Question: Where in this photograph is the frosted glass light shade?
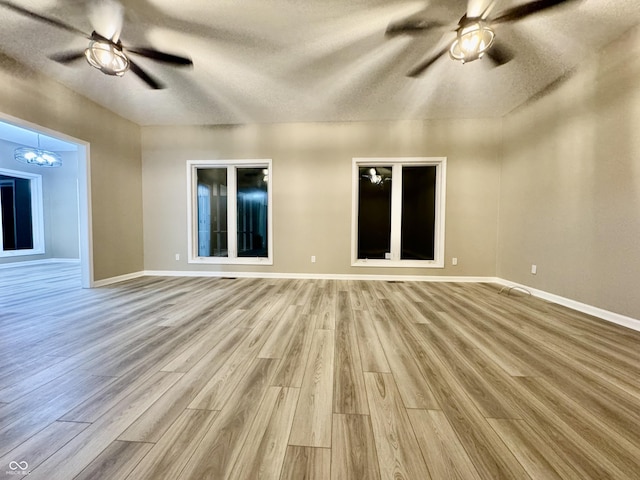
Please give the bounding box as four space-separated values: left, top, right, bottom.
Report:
14 147 62 167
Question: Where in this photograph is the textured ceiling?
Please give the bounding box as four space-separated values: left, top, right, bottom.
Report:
0 0 638 126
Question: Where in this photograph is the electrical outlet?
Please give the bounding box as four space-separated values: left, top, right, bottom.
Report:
452 257 458 266
531 264 537 275
311 255 316 263
175 253 180 261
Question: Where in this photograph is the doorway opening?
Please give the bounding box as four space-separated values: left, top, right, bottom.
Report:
0 113 92 288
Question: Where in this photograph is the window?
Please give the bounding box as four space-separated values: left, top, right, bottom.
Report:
351 157 446 268
0 169 45 257
187 160 272 265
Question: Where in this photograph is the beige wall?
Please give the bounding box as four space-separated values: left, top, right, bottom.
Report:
498 25 640 318
0 53 143 280
3 21 638 321
2 21 637 320
142 119 502 277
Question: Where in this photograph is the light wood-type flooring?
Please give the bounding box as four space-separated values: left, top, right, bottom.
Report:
1 262 640 479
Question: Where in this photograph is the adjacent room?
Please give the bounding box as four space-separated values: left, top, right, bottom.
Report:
0 0 639 479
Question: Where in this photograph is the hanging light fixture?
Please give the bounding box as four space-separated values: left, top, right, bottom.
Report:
14 134 63 168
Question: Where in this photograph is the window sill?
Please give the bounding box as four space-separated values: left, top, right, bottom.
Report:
0 248 45 258
352 259 444 269
189 256 273 266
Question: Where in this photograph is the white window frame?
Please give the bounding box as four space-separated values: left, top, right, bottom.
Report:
187 159 273 265
0 168 45 257
351 157 446 268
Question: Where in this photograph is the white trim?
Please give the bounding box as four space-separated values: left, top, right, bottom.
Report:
227 166 238 258
351 157 447 269
188 256 274 266
77 143 93 288
0 257 80 269
0 168 45 257
49 258 81 263
350 258 445 268
390 163 402 260
92 270 145 287
186 161 194 263
435 157 447 266
144 269 497 283
495 279 640 332
186 159 273 265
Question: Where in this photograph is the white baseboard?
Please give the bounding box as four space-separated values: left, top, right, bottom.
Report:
90 269 640 333
0 258 80 269
49 258 81 264
92 270 145 287
143 269 498 283
495 279 640 332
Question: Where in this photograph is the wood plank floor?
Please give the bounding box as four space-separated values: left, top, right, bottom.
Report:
1 263 640 479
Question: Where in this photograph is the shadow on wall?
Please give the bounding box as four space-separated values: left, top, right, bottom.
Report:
498 24 640 318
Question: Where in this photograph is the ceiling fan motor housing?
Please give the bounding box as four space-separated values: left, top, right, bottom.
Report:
449 18 496 64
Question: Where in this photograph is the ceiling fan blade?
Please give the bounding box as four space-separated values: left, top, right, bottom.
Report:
407 45 450 77
128 60 165 89
485 42 514 66
48 50 87 65
125 47 193 66
0 0 89 38
385 18 445 36
467 0 496 19
492 0 574 24
480 0 498 19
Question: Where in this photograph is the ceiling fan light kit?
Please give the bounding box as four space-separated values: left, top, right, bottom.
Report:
449 21 495 63
85 38 129 76
368 167 383 185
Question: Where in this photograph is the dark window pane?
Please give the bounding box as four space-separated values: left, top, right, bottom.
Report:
357 166 392 259
0 175 33 251
196 168 228 257
237 167 268 258
401 166 436 260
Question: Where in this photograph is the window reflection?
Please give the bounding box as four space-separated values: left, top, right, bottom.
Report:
196 168 227 257
357 166 392 259
237 168 269 257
